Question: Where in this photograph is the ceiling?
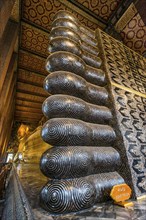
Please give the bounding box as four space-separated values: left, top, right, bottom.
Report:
11 0 146 125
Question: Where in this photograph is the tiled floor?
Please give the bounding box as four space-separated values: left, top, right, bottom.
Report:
16 163 146 220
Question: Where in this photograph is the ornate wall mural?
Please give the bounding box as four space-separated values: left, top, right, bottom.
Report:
121 13 146 55
74 0 121 20
114 3 146 56
21 23 49 58
22 0 100 31
112 87 146 195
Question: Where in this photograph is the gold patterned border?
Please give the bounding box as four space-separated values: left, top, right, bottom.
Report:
11 0 20 21
115 3 137 32
21 22 49 57
111 82 146 98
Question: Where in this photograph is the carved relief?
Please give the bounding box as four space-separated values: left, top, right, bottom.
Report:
111 86 146 196
98 30 146 94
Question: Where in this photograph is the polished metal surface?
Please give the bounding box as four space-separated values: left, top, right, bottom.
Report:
54 10 78 25
52 18 79 33
42 94 112 124
44 71 108 106
40 172 124 214
40 146 121 179
41 118 116 146
46 52 106 87
52 17 97 47
40 10 123 215
53 10 96 40
48 36 82 57
49 26 99 56
79 25 95 39
53 10 97 44
48 37 102 68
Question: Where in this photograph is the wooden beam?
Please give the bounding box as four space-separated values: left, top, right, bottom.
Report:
16 92 46 103
1 118 13 156
0 99 15 156
17 69 45 87
0 20 18 94
17 82 48 97
16 100 42 109
0 69 16 154
0 0 15 39
0 54 16 154
15 106 42 114
0 89 15 156
0 74 16 135
0 53 17 112
19 46 47 59
15 111 43 119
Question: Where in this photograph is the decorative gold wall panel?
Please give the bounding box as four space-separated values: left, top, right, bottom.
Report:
22 0 99 31
21 23 49 57
75 0 121 20
121 13 146 55
115 3 137 32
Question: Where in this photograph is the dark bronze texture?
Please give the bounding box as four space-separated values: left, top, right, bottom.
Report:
41 118 116 146
54 11 95 40
52 18 97 46
49 27 99 56
40 146 121 179
48 37 102 68
44 71 108 106
40 172 124 214
42 94 112 124
39 10 126 215
46 52 106 86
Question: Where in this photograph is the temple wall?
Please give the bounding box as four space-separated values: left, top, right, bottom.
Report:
96 29 146 197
